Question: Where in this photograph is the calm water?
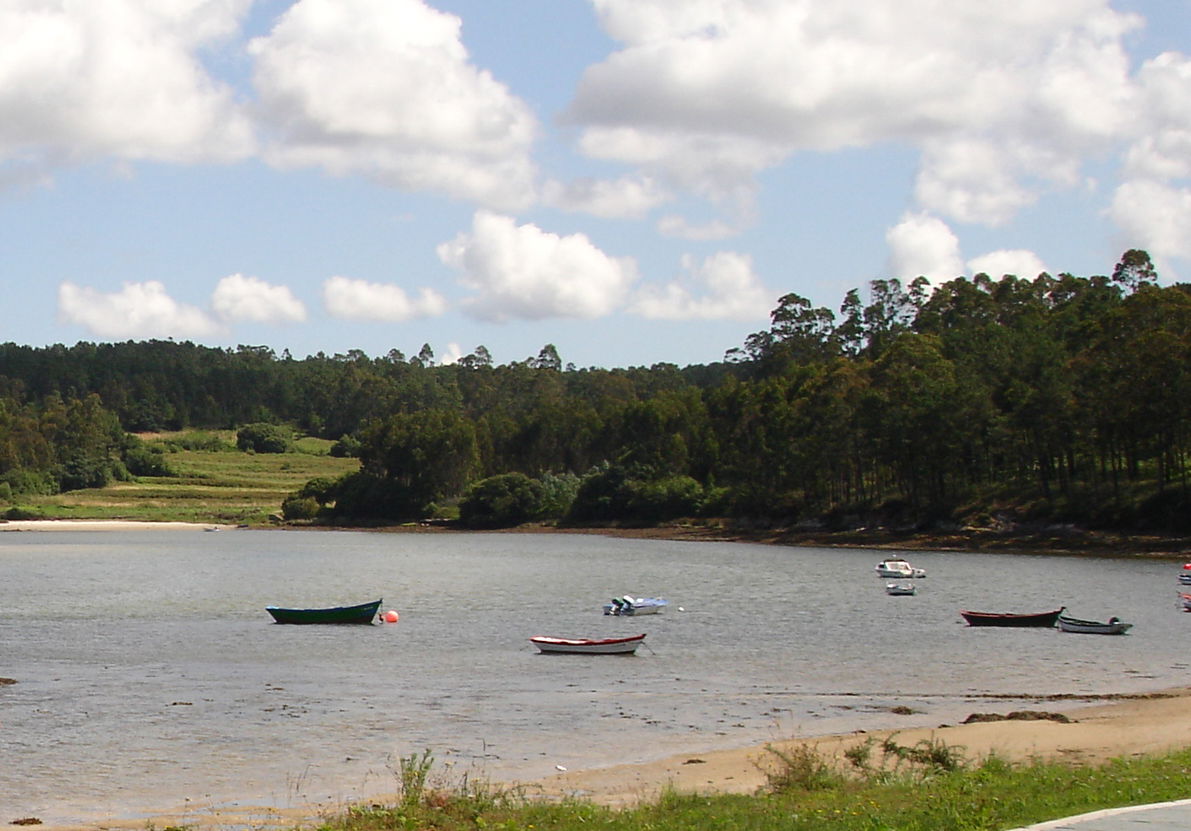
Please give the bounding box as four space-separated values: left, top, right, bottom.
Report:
1 529 1187 825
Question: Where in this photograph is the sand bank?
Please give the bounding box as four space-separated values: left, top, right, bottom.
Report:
26 688 1191 831
522 688 1191 806
0 519 235 532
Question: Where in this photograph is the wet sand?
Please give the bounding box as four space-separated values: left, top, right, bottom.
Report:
16 688 1191 831
522 688 1191 807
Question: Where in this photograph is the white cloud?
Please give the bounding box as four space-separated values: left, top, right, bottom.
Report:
1110 180 1191 262
0 0 254 172
966 250 1050 280
656 214 740 241
438 211 638 321
249 0 537 210
541 175 667 218
885 213 964 282
438 343 465 365
629 252 771 321
1124 53 1191 180
58 281 221 339
323 276 447 322
212 273 306 323
571 1 1144 226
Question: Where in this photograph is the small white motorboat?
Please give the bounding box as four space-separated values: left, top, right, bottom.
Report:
603 595 667 615
875 558 926 578
885 582 917 596
530 634 646 654
1057 614 1132 635
1179 564 1191 585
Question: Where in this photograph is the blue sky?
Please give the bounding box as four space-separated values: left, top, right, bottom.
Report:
1 0 1189 370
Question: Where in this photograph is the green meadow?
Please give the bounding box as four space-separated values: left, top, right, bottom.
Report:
9 432 359 526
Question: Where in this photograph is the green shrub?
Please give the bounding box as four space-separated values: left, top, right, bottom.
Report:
236 423 294 454
0 469 57 496
281 495 321 520
123 441 172 476
459 472 545 528
329 434 361 458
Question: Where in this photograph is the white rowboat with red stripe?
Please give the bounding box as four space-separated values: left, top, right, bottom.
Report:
530 633 646 654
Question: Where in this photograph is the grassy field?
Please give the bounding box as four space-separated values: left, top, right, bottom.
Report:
10 432 359 526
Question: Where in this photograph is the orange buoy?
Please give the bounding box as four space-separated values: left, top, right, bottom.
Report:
383 610 399 623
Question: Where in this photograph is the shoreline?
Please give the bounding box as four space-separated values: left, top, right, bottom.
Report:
0 519 237 532
4 516 1191 560
517 687 1191 807
28 686 1191 831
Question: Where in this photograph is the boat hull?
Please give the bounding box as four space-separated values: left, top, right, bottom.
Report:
960 608 1064 627
266 599 382 625
530 634 645 654
1057 615 1132 635
885 583 916 595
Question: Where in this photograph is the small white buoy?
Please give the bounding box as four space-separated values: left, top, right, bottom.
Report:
555 765 567 771
677 606 685 612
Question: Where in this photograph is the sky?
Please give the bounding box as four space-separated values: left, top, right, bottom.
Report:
1 0 1189 370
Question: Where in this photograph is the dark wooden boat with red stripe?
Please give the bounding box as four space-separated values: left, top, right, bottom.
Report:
959 607 1064 627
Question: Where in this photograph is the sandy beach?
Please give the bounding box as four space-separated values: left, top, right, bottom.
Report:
522 688 1191 807
19 687 1191 831
0 519 236 532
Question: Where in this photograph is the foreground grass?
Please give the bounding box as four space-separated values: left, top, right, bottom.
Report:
11 435 358 526
316 744 1191 831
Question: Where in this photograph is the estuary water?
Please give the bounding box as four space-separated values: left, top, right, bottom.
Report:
0 528 1187 825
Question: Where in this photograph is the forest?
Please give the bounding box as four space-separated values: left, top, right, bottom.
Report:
0 249 1187 533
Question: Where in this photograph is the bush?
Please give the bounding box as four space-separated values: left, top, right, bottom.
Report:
567 464 630 522
331 471 428 520
568 465 706 523
538 471 581 519
459 473 546 528
123 441 172 476
625 475 704 521
236 423 294 454
0 469 57 496
281 495 321 520
329 434 361 458
298 476 339 504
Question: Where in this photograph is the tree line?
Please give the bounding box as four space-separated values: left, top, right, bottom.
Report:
0 249 1187 532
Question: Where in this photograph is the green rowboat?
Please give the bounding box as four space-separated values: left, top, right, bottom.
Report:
265 598 382 625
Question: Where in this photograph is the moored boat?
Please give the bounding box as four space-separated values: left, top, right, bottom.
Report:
1180 564 1191 585
603 595 667 615
1181 593 1191 612
530 633 646 654
959 607 1064 627
265 598 382 624
885 582 916 596
875 558 926 578
1057 614 1132 635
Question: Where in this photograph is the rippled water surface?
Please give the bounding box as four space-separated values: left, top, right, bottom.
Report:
1 529 1186 824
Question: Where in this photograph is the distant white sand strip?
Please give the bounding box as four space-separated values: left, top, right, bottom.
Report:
0 520 236 531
